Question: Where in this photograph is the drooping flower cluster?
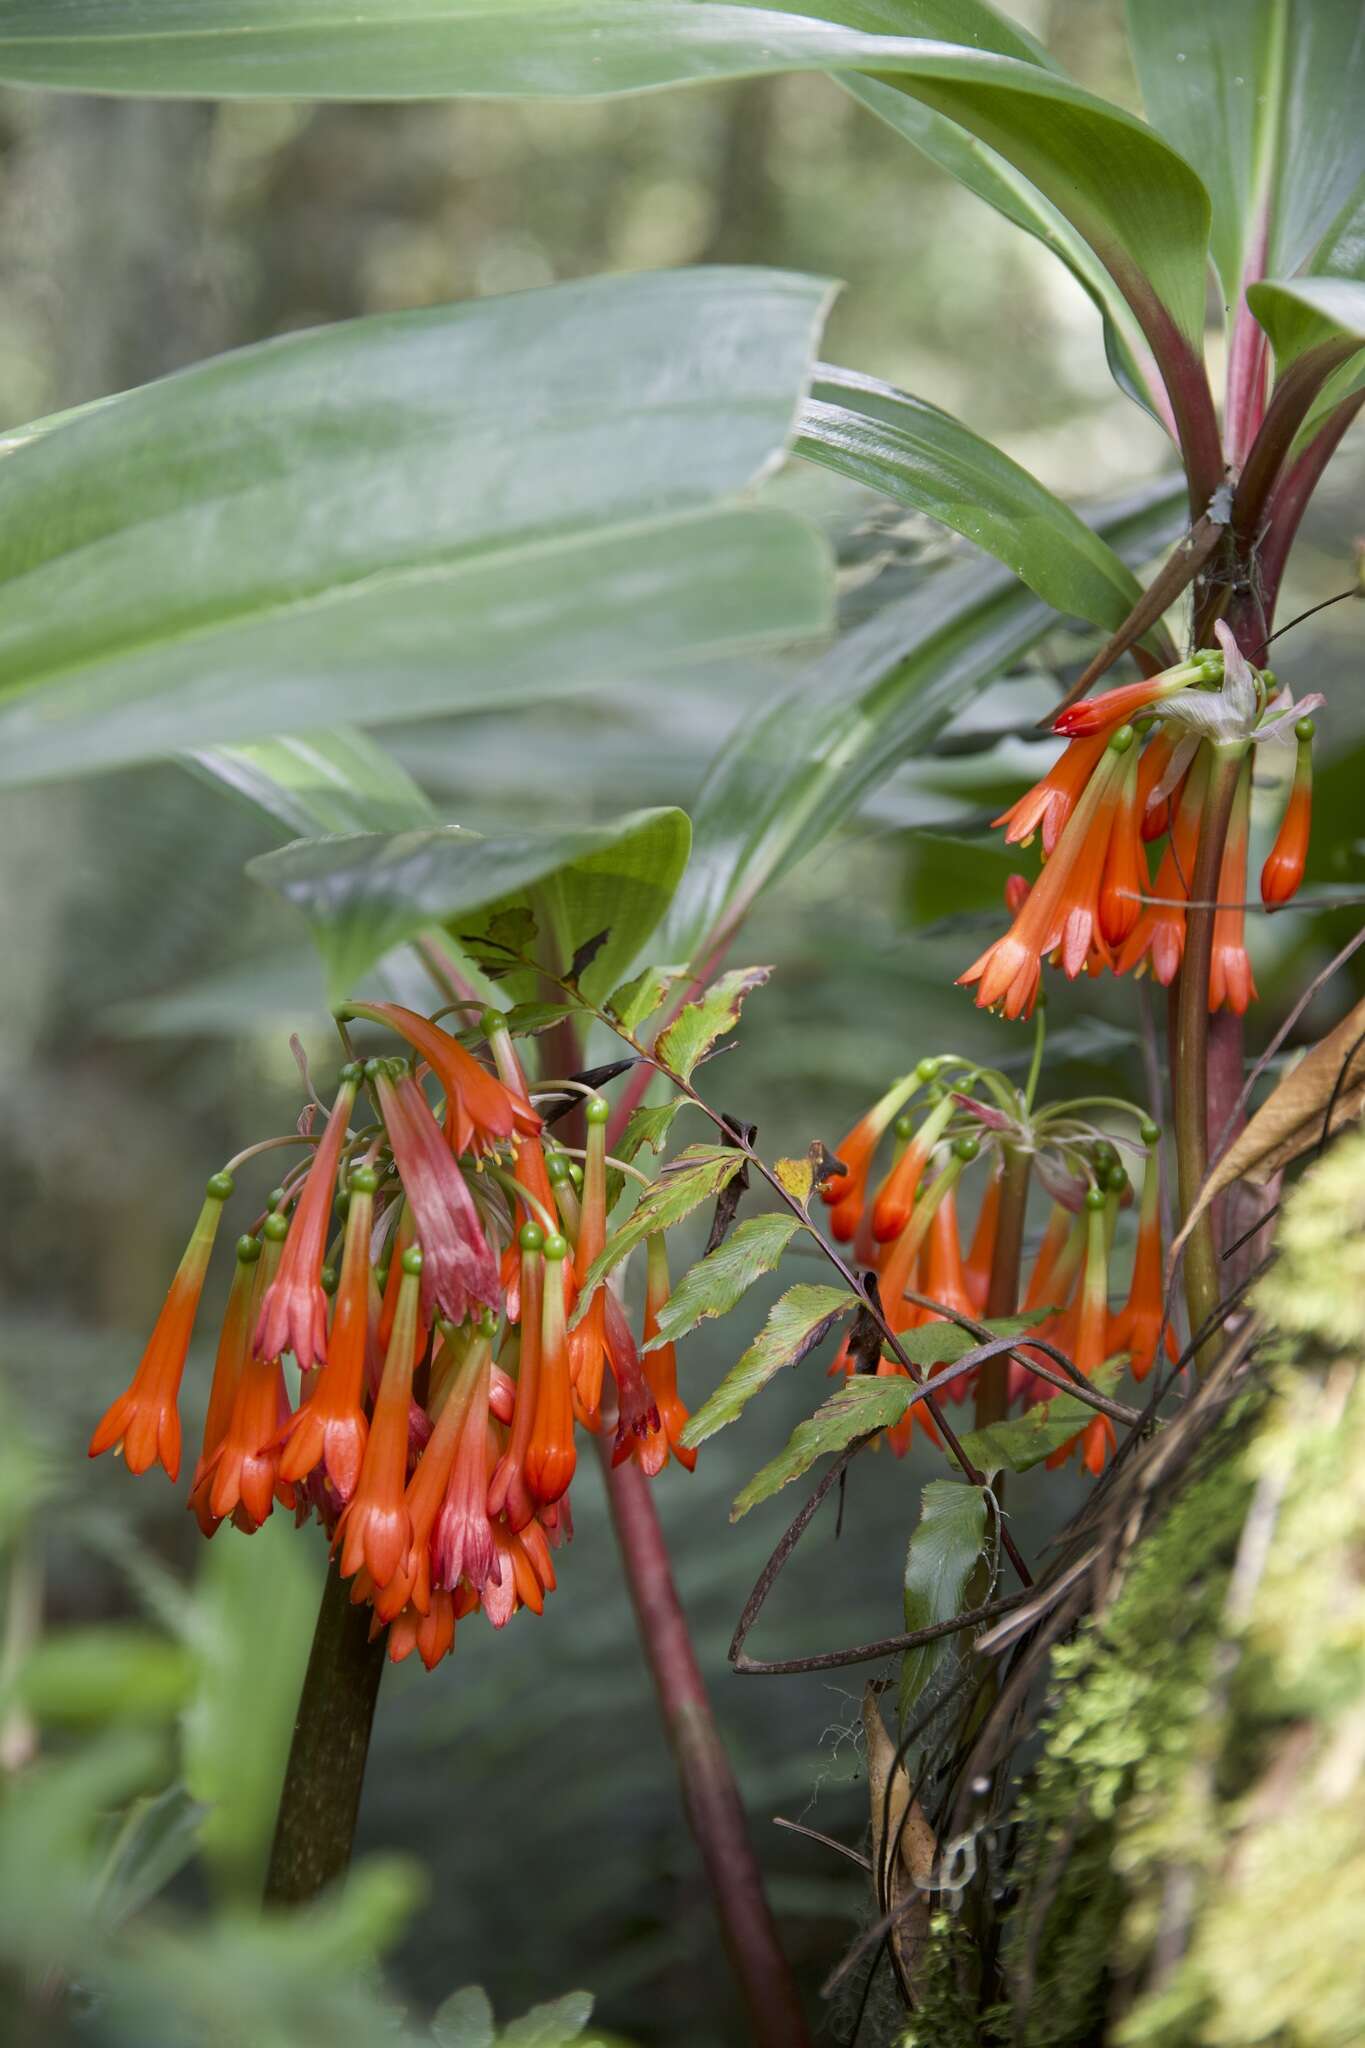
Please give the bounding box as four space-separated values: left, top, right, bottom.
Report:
960 622 1321 1020
89 1004 695 1670
821 1057 1175 1473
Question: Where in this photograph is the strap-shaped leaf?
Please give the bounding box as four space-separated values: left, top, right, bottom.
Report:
1129 0 1365 305
899 1479 990 1716
0 268 835 786
1248 278 1365 445
573 1145 746 1314
251 807 691 1003
729 1371 908 1517
682 1283 853 1449
188 730 436 838
663 476 1186 962
642 1212 802 1350
799 365 1156 632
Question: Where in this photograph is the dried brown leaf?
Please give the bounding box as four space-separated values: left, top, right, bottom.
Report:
1175 993 1365 1257
862 1686 937 2004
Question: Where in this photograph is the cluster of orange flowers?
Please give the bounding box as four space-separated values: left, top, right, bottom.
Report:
821 1065 1171 1474
960 624 1318 1020
89 1004 693 1670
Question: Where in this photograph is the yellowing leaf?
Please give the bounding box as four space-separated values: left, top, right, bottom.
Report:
654 965 771 1081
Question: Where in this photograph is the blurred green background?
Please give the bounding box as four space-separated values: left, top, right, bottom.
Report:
0 2 1360 2042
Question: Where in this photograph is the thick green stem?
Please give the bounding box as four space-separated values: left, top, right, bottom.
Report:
975 1146 1031 1428
264 1565 386 1905
1171 745 1246 1368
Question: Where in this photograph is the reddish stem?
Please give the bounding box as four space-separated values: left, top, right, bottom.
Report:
1224 210 1270 471
1256 391 1365 621
598 1443 813 2048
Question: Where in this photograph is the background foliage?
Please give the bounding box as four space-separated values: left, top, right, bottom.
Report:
0 3 1360 2043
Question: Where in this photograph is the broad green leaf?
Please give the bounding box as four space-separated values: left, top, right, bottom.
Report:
730 1372 910 1517
615 1100 685 1165
799 364 1153 632
642 1212 802 1349
957 1357 1125 1473
664 477 1186 960
432 1987 496 2048
1248 277 1365 443
572 1145 745 1315
1128 1 1365 304
681 1283 853 1448
0 268 835 786
250 807 691 1003
0 1 1062 98
899 1479 990 1716
842 77 1164 421
654 965 771 1081
188 728 436 838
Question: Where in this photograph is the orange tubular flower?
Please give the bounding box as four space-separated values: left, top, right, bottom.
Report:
1261 718 1314 908
204 1213 293 1530
878 1151 966 1330
90 1172 235 1482
432 1336 500 1597
1137 726 1179 841
914 1183 979 1403
375 1318 496 1625
488 1224 544 1532
1109 1136 1177 1382
569 1097 610 1425
254 1070 358 1371
820 1071 922 1243
963 1164 1002 1312
346 1002 536 1156
871 1090 956 1243
188 1232 260 1534
994 730 1111 854
277 1164 377 1500
525 1232 577 1505
1052 665 1199 738
960 730 1132 1019
1209 753 1257 1015
337 1249 424 1590
1118 745 1210 987
1046 1193 1116 1476
1098 743 1146 947
605 1288 665 1474
376 1067 501 1327
641 1235 697 1473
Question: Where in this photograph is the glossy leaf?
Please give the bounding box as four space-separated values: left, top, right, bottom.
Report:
642 1212 802 1350
1128 0 1365 304
572 1146 746 1314
681 1283 853 1449
842 76 1164 420
655 965 771 1081
0 1 1059 99
665 477 1186 960
799 364 1155 631
730 1372 910 1517
188 728 436 838
251 806 691 1003
1248 277 1365 442
0 268 835 786
899 1479 990 1715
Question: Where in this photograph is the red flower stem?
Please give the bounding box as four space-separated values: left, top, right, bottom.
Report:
974 1144 1031 1428
597 1440 813 2048
263 1564 386 1905
1170 744 1246 1370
